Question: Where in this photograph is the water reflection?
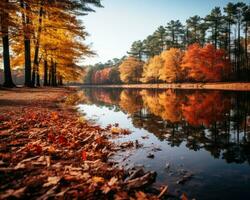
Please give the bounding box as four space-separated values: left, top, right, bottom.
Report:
80 88 250 165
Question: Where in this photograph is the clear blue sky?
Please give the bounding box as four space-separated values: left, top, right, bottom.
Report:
83 0 249 65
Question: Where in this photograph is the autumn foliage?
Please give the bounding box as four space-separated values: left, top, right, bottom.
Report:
92 67 113 84
86 43 230 85
119 57 144 83
160 48 184 83
181 44 230 82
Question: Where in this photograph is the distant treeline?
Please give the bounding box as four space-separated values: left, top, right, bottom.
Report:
85 2 250 84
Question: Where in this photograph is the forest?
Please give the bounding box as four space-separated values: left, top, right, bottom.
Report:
1 1 250 199
0 0 102 87
85 2 250 85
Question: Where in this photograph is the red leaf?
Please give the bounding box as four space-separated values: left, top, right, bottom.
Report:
58 135 68 145
82 151 87 160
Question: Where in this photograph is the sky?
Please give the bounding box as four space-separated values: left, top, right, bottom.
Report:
83 0 249 65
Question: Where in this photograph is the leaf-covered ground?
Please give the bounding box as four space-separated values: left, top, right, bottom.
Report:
0 87 175 200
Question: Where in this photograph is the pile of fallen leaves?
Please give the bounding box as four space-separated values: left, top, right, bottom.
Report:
0 88 172 200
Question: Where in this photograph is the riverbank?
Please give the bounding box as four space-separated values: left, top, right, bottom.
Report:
81 82 250 91
0 88 168 199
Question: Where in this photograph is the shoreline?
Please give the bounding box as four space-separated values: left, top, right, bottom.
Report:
80 82 250 91
0 87 166 199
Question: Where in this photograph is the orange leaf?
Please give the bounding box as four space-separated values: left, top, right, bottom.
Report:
51 112 59 120
181 193 188 200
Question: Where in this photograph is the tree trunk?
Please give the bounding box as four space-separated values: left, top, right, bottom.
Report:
228 22 231 62
20 0 32 87
53 62 57 86
237 20 241 80
36 68 40 86
33 0 44 87
234 28 237 80
43 59 48 86
51 60 57 87
215 21 218 49
245 22 248 80
51 60 55 86
1 0 15 87
31 65 36 86
2 34 15 87
48 64 52 86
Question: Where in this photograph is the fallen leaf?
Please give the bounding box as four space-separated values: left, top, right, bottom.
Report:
82 150 87 160
51 112 59 120
181 193 188 200
92 176 104 184
43 176 61 187
0 187 26 199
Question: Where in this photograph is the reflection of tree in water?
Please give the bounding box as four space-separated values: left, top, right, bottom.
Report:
82 88 122 111
181 91 231 127
141 89 182 123
119 89 143 115
81 88 250 165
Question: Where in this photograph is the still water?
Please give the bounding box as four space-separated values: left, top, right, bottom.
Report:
77 88 250 200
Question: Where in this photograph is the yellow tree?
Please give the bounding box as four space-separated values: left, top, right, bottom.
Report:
159 48 184 83
39 21 92 85
11 0 94 86
141 55 163 83
119 57 144 83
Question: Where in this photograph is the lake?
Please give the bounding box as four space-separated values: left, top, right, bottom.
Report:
77 88 250 200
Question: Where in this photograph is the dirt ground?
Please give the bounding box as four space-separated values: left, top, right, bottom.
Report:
0 87 72 111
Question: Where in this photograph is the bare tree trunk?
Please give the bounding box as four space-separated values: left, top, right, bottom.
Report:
48 62 52 86
20 0 32 87
228 22 231 62
33 0 44 87
237 20 241 80
245 22 249 80
1 0 15 87
36 68 40 86
43 59 48 86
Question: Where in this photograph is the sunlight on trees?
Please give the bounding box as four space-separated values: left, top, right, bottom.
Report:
0 0 102 87
141 55 163 83
159 48 184 83
181 43 230 82
119 57 144 83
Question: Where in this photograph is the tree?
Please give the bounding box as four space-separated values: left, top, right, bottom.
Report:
143 35 162 58
243 5 250 75
119 57 144 83
234 2 247 79
224 2 236 62
159 48 184 83
141 55 163 83
165 20 185 48
20 0 32 87
186 15 202 44
127 40 144 60
181 43 230 82
153 26 167 52
109 67 121 84
205 7 224 49
0 0 103 87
